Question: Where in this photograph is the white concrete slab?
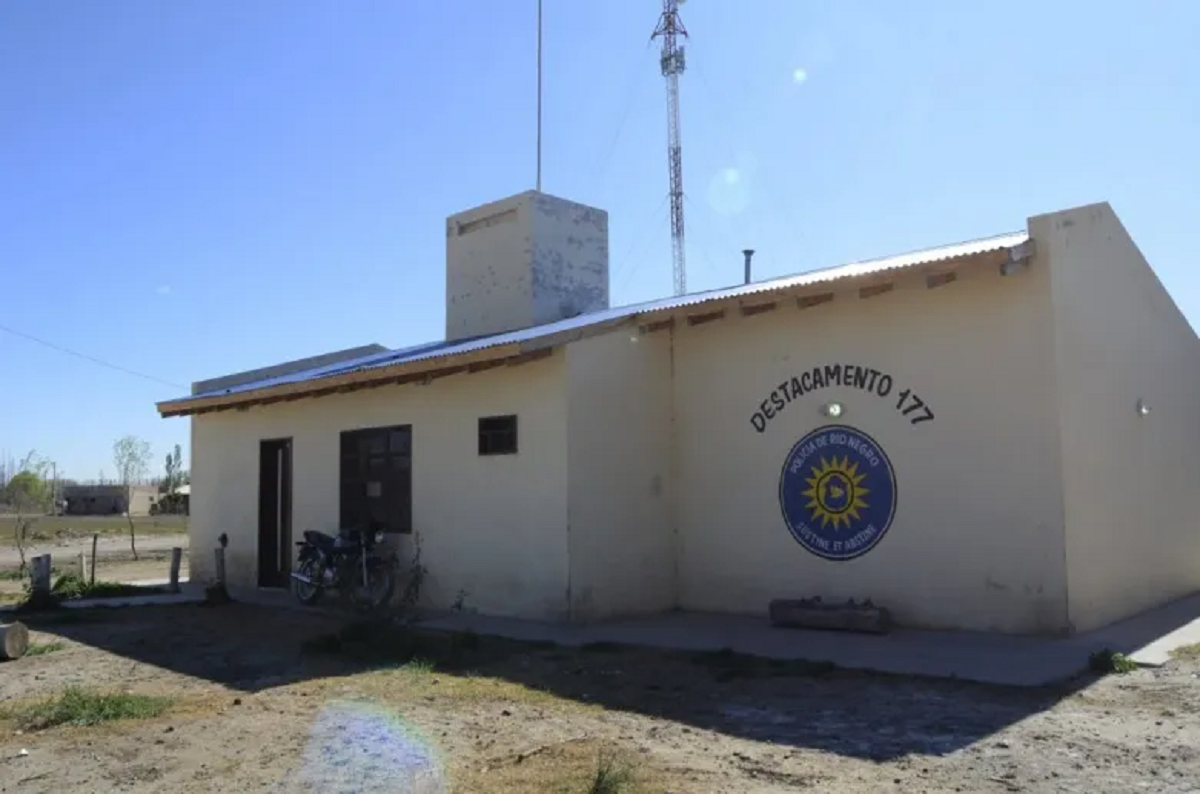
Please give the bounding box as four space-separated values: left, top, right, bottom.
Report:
414 592 1200 687
6 579 1196 685
1087 591 1200 666
0 582 205 614
119 577 191 588
61 592 203 609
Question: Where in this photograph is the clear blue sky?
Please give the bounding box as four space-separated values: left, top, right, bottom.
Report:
2 1 1197 480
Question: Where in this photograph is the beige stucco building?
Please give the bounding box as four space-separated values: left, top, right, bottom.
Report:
158 193 1200 636
63 483 159 517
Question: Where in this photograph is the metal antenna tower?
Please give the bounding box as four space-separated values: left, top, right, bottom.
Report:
651 0 688 296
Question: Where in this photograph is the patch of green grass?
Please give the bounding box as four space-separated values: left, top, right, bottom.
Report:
575 753 637 794
401 657 435 674
51 572 149 601
24 640 66 657
12 573 163 614
1089 649 1139 674
0 566 59 581
2 686 171 731
1168 643 1200 660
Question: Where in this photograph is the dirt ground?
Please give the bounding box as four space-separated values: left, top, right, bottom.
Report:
0 514 188 549
0 531 189 604
1 604 1198 793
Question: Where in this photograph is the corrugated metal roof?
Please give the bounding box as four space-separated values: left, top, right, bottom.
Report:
165 230 1027 409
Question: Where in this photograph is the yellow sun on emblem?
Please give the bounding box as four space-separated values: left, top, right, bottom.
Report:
801 456 871 530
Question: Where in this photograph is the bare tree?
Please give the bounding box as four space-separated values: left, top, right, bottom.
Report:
113 436 152 561
5 450 51 573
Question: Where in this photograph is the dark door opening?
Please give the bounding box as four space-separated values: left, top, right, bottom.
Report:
258 438 293 588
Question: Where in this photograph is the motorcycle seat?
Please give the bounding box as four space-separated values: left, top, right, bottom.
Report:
303 530 337 549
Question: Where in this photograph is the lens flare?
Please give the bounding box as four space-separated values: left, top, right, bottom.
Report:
287 699 447 792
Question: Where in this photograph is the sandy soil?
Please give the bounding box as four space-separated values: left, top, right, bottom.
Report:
0 532 188 570
0 534 189 603
0 604 1198 793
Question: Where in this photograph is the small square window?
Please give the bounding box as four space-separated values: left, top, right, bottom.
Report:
478 415 518 456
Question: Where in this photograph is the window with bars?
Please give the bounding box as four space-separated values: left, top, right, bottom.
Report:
339 425 412 534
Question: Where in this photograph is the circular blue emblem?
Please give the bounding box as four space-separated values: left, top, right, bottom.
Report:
778 424 897 561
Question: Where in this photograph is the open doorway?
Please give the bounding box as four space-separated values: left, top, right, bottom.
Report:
257 438 293 588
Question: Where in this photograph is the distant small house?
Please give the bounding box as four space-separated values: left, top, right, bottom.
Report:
63 484 158 517
153 484 190 516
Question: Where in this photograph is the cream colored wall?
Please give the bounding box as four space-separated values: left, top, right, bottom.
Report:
1038 204 1200 632
444 193 534 342
565 329 676 620
671 262 1071 633
188 353 571 620
444 191 609 342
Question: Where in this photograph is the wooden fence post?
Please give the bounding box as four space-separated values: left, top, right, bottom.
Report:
78 551 89 584
169 547 183 593
31 555 51 600
90 534 98 586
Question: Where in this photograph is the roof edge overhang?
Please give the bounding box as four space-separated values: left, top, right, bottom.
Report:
155 314 640 418
158 238 1026 418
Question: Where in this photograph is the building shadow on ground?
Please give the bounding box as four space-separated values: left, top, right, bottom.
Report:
18 598 1183 762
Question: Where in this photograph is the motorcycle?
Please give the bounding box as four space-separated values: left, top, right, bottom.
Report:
290 523 396 612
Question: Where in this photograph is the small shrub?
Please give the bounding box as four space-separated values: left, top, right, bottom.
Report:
580 753 636 794
4 687 171 730
1089 649 1138 674
402 657 435 674
14 573 158 612
52 572 147 601
24 641 66 657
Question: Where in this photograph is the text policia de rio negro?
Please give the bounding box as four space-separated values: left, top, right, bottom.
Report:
750 363 935 432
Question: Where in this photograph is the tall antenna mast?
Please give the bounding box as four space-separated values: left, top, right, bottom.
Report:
651 0 688 296
536 0 543 192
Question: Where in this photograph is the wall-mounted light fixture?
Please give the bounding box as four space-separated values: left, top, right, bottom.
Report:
1137 399 1151 417
823 401 843 419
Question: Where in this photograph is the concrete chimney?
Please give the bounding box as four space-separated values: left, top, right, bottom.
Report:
445 191 609 342
742 249 755 285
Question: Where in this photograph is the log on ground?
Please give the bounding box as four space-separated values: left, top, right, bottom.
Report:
1 621 30 660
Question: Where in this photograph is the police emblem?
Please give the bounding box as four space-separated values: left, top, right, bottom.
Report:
778 425 897 561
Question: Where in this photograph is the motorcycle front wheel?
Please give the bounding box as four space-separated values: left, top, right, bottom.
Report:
293 557 323 605
351 561 396 613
